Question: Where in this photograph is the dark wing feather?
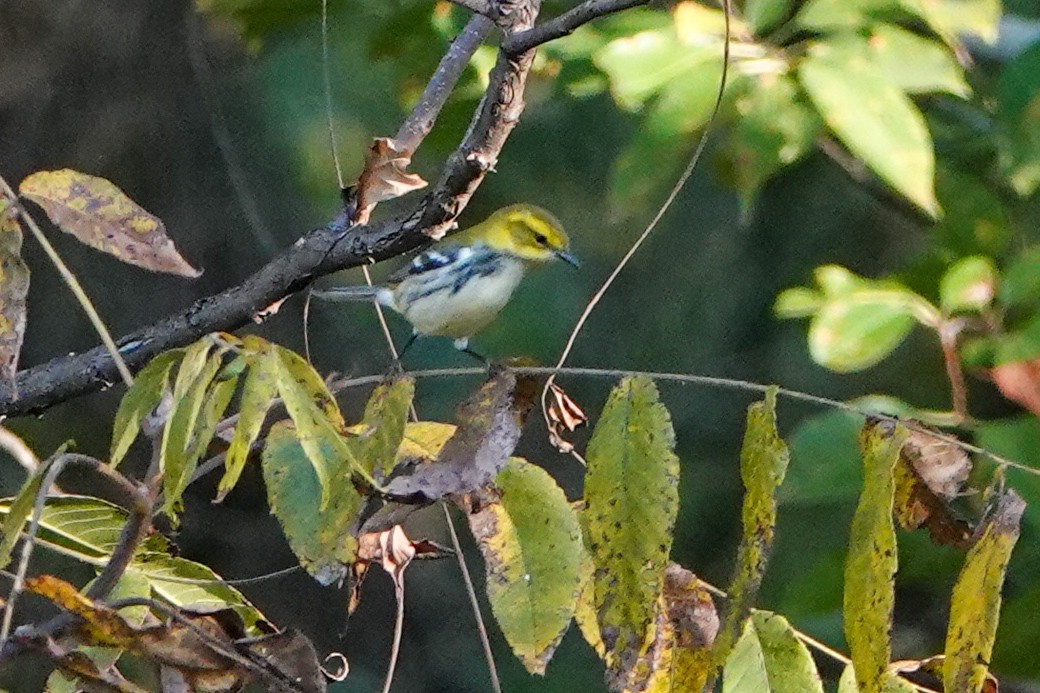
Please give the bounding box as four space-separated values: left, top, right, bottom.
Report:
387 246 466 285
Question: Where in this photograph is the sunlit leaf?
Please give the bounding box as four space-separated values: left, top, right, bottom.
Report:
940 256 997 314
160 344 229 516
129 555 266 633
583 376 680 680
0 201 29 396
110 350 183 467
800 37 938 215
721 73 819 211
19 169 201 277
217 338 278 501
468 458 584 675
795 0 906 30
272 344 352 508
945 489 1026 693
837 664 919 692
809 292 923 372
262 420 363 585
844 420 906 692
868 23 970 97
0 455 51 567
396 420 457 462
722 610 824 692
709 388 789 685
0 496 137 565
351 375 415 480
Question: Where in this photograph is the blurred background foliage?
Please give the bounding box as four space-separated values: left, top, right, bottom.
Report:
3 0 1040 690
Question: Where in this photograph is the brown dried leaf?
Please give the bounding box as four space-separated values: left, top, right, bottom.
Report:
28 577 325 693
991 359 1040 418
383 366 540 503
546 382 588 453
893 425 973 548
609 564 718 692
892 655 999 693
351 526 450 611
0 199 29 397
353 137 428 223
19 169 201 278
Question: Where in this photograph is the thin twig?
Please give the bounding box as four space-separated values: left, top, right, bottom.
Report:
442 502 502 693
0 425 39 474
504 0 650 54
939 319 970 423
0 455 67 641
541 0 732 452
381 571 407 693
313 365 1040 478
0 176 134 387
322 0 346 191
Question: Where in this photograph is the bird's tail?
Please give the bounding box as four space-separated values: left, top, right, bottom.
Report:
311 286 381 302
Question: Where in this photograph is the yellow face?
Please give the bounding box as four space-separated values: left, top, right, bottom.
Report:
469 204 578 266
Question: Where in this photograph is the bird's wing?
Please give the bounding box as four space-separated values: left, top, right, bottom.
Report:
386 245 475 286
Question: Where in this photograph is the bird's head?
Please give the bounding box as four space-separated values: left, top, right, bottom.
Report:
472 204 579 267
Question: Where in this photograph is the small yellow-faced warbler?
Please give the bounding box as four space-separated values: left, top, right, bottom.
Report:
315 204 578 357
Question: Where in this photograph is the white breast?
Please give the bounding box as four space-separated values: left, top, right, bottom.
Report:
399 257 525 339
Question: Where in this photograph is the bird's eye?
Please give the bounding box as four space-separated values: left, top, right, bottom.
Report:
535 233 548 245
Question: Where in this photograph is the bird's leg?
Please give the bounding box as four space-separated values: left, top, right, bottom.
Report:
453 337 488 365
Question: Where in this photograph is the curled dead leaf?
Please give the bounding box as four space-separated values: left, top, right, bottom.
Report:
353 138 428 223
546 382 588 453
877 420 974 548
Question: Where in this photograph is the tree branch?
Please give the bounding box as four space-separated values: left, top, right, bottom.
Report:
449 0 498 21
504 0 650 54
0 1 546 419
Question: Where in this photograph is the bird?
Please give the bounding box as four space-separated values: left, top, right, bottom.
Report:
313 204 579 360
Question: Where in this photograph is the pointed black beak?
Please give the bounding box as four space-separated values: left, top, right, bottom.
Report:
555 249 580 268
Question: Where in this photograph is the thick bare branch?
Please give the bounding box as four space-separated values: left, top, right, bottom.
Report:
0 1 545 419
504 0 650 54
394 14 494 154
449 0 497 21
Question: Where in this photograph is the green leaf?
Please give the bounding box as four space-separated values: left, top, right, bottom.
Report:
593 27 719 110
932 166 1012 257
721 74 820 211
774 287 823 318
0 496 158 565
262 420 363 585
217 339 279 501
999 247 1040 309
917 0 1001 44
160 343 229 516
944 489 1026 693
129 554 265 632
109 350 182 467
795 0 905 31
468 458 584 675
609 59 725 215
939 256 997 314
867 23 970 97
808 292 922 372
272 345 353 508
583 376 680 676
743 0 793 36
722 611 824 692
710 389 790 677
0 457 50 567
997 42 1040 197
844 421 906 693
351 375 415 480
799 37 938 215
